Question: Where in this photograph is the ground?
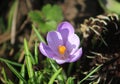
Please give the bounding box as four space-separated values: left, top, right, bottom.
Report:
0 0 120 84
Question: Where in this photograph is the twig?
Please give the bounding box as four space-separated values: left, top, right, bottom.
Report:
11 0 19 44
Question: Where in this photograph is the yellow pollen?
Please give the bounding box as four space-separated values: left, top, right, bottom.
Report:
58 45 66 55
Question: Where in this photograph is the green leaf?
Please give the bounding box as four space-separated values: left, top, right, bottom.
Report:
99 0 120 14
42 4 63 22
45 20 57 30
38 20 57 33
48 68 62 84
38 21 57 33
29 4 63 33
5 63 27 83
28 11 44 23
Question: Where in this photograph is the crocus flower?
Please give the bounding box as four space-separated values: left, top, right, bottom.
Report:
39 21 82 64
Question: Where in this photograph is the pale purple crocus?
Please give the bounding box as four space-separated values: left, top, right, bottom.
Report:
39 21 82 64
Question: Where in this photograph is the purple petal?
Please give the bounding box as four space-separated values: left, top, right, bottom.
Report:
47 31 63 55
66 34 80 55
55 59 68 64
69 48 82 62
39 43 56 58
57 21 74 34
40 43 64 60
57 22 75 42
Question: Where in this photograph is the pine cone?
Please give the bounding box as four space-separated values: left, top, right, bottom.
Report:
79 13 120 83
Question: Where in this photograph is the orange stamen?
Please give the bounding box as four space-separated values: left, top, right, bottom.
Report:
58 45 66 55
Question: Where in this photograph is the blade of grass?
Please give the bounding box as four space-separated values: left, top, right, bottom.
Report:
0 57 22 67
34 41 38 64
32 24 45 43
5 63 27 83
29 51 36 65
48 59 66 83
7 80 14 84
48 68 62 84
35 71 43 84
48 59 58 72
67 63 74 76
1 68 8 84
100 36 108 46
19 65 25 84
66 77 75 84
25 56 35 84
78 64 102 84
24 39 34 82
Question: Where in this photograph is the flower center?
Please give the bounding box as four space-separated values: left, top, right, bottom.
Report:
58 45 66 55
